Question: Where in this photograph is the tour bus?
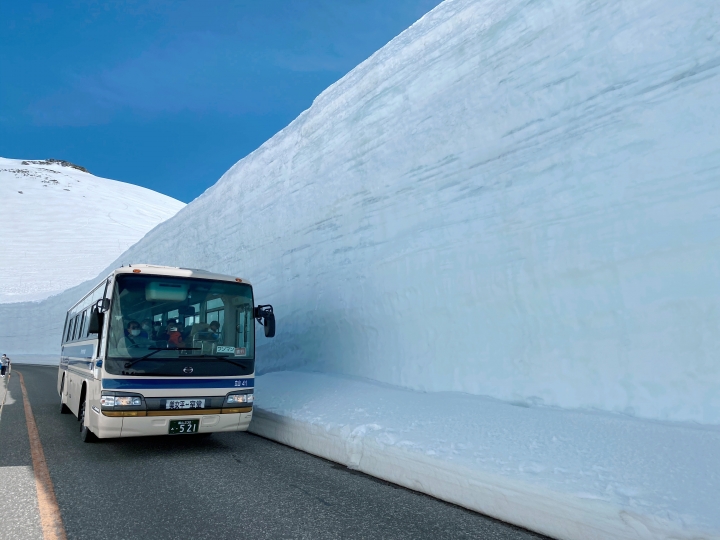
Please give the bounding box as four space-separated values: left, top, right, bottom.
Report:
57 264 275 442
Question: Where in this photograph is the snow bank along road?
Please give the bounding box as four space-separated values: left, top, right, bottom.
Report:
250 372 720 540
0 366 547 540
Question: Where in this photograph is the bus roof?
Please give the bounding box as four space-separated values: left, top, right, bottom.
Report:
113 264 252 286
67 264 252 312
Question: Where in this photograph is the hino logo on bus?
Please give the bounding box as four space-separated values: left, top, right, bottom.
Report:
183 367 194 374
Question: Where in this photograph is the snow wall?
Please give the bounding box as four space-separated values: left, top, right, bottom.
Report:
2 0 719 424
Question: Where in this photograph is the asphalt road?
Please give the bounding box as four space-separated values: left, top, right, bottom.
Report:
1 365 550 540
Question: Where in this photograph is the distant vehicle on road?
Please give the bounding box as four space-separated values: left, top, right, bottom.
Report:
57 264 275 442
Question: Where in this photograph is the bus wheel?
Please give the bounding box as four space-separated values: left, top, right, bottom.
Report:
59 378 71 414
79 396 96 443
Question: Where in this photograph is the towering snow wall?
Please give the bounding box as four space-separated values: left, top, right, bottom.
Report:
2 0 719 424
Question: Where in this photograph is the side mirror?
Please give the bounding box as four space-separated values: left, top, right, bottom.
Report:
254 305 276 338
263 312 275 338
88 298 109 334
88 307 104 334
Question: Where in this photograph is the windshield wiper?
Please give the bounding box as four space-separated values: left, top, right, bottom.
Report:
194 355 249 370
124 347 200 369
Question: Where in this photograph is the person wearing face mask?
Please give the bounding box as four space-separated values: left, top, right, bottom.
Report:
123 320 149 348
140 319 154 339
166 322 185 348
124 320 148 339
207 321 222 342
152 321 164 340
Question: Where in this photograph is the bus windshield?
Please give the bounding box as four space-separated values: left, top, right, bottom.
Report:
105 274 255 377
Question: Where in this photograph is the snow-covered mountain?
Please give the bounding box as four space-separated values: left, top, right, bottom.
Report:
0 158 185 303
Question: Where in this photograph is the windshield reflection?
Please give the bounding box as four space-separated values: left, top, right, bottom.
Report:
104 274 255 376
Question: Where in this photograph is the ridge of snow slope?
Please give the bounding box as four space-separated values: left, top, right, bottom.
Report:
0 158 185 303
250 372 720 540
2 0 719 426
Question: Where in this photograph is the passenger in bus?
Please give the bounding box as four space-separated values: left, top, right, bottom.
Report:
166 323 185 348
140 319 153 338
208 321 221 341
177 320 192 341
191 321 221 342
152 321 164 340
154 319 178 342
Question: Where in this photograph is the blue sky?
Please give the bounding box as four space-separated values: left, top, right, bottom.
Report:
0 0 441 202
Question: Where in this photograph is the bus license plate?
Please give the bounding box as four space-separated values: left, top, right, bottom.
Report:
166 399 205 410
169 419 199 434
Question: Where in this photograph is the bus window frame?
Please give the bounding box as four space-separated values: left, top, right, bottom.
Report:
78 311 87 340
69 315 77 341
64 313 72 343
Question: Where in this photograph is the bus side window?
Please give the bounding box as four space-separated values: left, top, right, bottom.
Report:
81 308 90 338
72 315 81 341
64 315 72 343
78 311 87 340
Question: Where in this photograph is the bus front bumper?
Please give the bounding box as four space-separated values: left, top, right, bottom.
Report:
93 409 253 438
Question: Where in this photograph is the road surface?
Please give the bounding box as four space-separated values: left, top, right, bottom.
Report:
0 365 550 540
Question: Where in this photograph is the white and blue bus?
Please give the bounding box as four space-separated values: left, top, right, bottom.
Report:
57 264 275 442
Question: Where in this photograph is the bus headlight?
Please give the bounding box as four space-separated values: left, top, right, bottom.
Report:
226 393 254 404
101 393 144 408
115 396 142 406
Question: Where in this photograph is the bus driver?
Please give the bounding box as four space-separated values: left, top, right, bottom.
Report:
123 320 149 348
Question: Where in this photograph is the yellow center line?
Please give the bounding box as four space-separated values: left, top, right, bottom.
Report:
17 371 68 540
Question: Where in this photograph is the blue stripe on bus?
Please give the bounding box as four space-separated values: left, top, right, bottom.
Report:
62 359 93 371
102 378 254 390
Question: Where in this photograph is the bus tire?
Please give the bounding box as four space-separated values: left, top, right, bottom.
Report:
78 392 96 443
59 377 71 414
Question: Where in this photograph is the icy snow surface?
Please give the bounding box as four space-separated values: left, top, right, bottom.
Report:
250 371 720 540
0 158 185 303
